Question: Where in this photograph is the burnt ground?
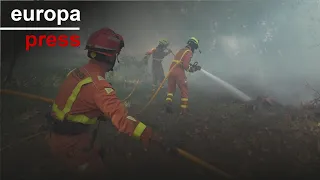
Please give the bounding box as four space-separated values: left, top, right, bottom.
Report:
1 69 320 180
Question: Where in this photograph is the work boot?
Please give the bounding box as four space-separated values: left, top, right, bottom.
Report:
165 93 174 113
165 102 173 113
180 108 192 115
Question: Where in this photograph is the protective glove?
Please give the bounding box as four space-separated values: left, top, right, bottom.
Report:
139 127 164 150
195 65 201 71
188 65 202 73
188 65 197 73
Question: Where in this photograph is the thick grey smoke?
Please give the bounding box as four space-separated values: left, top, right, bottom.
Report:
16 0 320 105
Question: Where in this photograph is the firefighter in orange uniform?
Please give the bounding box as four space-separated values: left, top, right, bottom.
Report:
46 27 161 174
142 39 172 93
165 37 202 115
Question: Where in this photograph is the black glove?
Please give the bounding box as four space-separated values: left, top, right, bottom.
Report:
188 65 197 73
195 65 201 71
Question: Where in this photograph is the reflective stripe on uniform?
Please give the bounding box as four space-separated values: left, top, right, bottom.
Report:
180 98 188 109
166 93 174 102
166 98 172 102
167 93 173 96
132 122 147 139
52 77 97 125
181 105 188 109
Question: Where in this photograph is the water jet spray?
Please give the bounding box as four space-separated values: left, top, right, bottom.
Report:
200 69 252 102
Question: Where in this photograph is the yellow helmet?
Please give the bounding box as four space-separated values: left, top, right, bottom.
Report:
187 37 199 49
159 39 169 47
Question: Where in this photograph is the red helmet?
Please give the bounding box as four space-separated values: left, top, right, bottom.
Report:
85 27 124 57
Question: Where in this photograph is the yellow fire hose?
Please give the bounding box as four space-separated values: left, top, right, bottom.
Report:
0 79 140 104
138 63 179 114
122 79 140 102
176 148 233 179
133 55 234 178
1 89 54 104
0 87 234 179
0 82 140 152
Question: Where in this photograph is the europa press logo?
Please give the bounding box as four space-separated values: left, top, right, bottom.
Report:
1 7 81 51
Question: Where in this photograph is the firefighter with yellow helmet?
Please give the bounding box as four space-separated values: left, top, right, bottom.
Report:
142 39 173 93
165 37 201 115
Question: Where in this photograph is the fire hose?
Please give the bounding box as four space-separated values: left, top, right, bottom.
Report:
138 51 200 114
0 51 233 178
0 82 140 152
0 88 233 179
128 53 236 178
137 51 177 114
129 55 236 178
138 62 179 114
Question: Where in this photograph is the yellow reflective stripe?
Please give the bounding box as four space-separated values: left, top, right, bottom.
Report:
181 98 188 101
63 77 92 115
166 93 173 101
52 77 96 125
52 103 97 124
133 122 147 139
181 105 188 108
67 114 97 124
52 103 65 120
172 60 181 64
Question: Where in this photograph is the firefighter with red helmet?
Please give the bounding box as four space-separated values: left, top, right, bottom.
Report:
142 39 172 93
165 37 202 115
46 27 161 174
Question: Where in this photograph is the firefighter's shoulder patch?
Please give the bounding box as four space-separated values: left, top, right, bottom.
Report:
98 76 105 80
104 87 114 94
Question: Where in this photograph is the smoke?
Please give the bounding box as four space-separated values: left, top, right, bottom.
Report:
12 0 320 106
88 0 320 105
182 0 320 105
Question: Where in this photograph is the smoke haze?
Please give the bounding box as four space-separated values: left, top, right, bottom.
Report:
10 0 320 105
